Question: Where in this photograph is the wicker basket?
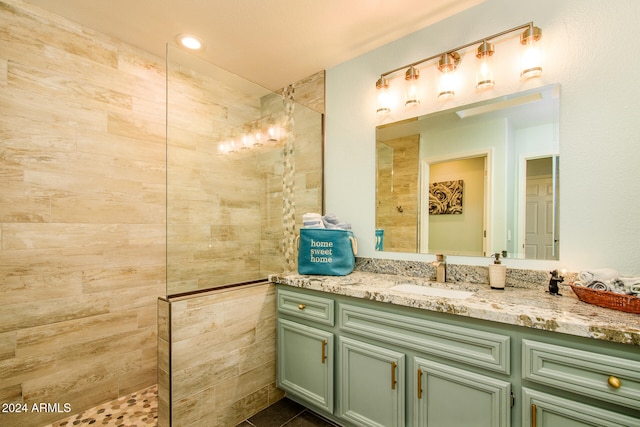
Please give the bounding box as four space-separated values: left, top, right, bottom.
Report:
569 284 640 314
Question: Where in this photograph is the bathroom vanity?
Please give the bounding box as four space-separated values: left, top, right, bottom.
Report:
271 272 640 427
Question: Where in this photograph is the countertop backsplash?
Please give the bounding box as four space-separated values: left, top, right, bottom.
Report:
354 257 577 289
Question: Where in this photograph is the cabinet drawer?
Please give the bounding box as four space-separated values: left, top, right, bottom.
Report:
522 388 640 427
278 288 335 326
523 339 640 410
339 304 510 374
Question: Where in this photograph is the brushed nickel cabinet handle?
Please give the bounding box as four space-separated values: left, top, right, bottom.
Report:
321 339 327 364
608 375 622 388
417 368 423 399
391 361 397 390
298 304 306 310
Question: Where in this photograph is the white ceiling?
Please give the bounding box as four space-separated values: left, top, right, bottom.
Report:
24 0 483 90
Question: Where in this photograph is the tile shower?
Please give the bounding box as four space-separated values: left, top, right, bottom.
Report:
0 1 324 426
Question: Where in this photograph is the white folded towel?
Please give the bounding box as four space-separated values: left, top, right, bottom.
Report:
578 268 619 283
322 213 351 230
302 213 324 228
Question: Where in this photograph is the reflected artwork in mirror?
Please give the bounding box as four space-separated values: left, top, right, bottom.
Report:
375 84 560 260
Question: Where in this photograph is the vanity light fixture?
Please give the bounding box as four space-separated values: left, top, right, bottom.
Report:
374 22 543 113
176 33 203 50
437 52 459 99
404 66 420 106
476 40 495 89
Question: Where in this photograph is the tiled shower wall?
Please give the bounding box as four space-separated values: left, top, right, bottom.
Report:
375 134 420 252
166 51 324 295
162 58 325 424
1 1 325 427
159 283 281 427
0 1 165 426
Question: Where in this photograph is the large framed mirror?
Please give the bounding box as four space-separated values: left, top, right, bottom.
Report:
375 84 560 260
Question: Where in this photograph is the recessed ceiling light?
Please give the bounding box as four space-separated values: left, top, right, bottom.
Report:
176 34 203 50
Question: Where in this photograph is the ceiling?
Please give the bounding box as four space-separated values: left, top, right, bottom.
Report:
24 0 483 91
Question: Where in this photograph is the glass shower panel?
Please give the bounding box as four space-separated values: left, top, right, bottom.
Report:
166 45 323 296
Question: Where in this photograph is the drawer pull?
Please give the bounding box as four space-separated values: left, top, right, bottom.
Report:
417 368 423 399
608 375 622 389
531 403 537 427
321 339 327 364
391 361 397 390
298 304 306 310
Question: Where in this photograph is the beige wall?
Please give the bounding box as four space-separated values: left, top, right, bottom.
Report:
0 1 166 425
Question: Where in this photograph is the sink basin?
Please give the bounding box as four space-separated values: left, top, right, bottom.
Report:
389 284 474 299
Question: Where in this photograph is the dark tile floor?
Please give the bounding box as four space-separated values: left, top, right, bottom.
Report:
236 398 340 427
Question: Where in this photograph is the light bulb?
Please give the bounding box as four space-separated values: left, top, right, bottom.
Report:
520 26 542 79
376 77 391 114
404 67 420 107
476 41 495 89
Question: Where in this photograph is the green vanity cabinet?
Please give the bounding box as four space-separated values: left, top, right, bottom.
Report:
339 337 405 427
414 357 511 427
338 303 511 427
276 289 336 414
276 285 640 426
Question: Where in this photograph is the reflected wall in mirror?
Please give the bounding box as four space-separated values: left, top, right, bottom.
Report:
375 84 560 260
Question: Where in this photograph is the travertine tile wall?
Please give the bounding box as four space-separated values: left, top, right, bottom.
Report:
161 69 324 425
375 134 420 252
0 1 165 426
162 283 281 427
2 1 324 426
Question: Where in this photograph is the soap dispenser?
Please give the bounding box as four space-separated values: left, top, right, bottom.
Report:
488 251 506 289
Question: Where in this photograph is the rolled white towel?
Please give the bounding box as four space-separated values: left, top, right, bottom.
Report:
586 280 619 292
630 283 640 296
619 277 640 290
578 268 619 283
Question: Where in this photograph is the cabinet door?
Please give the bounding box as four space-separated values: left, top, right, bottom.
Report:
339 337 405 427
522 388 640 427
277 319 334 413
414 357 511 427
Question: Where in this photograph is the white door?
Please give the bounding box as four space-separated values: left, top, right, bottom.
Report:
524 176 558 260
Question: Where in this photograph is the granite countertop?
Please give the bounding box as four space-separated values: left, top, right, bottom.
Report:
269 271 640 346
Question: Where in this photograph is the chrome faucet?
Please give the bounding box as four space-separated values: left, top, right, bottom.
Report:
434 253 446 283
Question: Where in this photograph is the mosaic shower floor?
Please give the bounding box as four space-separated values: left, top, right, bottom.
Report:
43 385 158 427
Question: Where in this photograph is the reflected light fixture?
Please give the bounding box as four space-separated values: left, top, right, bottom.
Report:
176 34 203 50
267 125 281 142
476 40 495 89
404 66 420 107
520 25 542 78
376 76 391 114
437 52 459 99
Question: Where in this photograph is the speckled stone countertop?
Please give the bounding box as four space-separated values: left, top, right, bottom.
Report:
269 271 640 346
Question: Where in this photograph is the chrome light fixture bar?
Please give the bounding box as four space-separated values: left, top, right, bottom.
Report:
375 22 542 113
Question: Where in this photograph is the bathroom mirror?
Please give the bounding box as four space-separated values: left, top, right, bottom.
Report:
375 84 560 260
